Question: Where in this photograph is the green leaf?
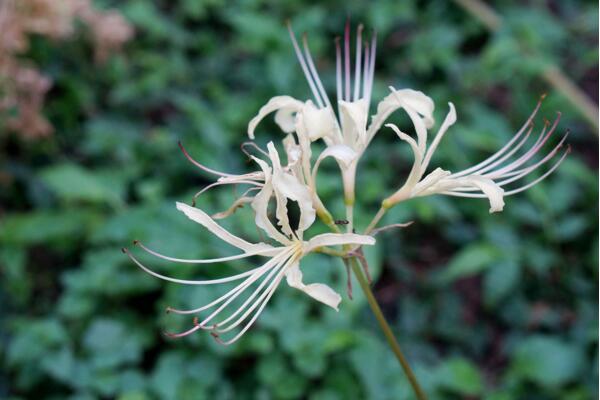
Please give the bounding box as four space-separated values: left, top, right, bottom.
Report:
0 210 99 245
483 260 521 307
39 163 123 206
510 335 585 388
435 357 484 396
83 319 145 369
440 243 500 283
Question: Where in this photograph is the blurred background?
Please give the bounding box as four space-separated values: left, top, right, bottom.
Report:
0 0 598 399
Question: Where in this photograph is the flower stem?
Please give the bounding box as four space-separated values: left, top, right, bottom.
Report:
364 206 387 235
349 257 427 400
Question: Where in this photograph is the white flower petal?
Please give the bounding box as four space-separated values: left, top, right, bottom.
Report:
412 167 451 196
283 134 302 168
304 232 375 253
311 144 358 184
368 88 435 143
267 143 316 236
385 123 424 194
441 176 505 213
421 102 457 172
248 96 303 138
463 176 505 213
176 202 271 252
302 101 337 142
250 182 292 244
285 262 342 310
274 107 298 133
249 157 293 245
339 98 368 147
294 112 314 179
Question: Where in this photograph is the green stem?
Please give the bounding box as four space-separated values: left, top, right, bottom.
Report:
349 257 428 400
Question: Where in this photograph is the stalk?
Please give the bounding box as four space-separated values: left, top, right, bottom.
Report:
348 257 427 400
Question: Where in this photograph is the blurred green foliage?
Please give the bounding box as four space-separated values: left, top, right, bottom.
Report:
1 1 598 399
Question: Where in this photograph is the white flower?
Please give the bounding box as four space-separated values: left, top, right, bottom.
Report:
247 22 437 219
383 97 570 213
123 141 375 344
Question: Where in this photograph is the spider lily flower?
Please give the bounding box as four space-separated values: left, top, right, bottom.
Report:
382 96 570 213
247 21 436 219
177 141 266 212
123 141 375 345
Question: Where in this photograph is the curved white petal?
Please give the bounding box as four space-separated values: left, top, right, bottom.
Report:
339 98 368 148
385 123 424 193
443 176 505 213
176 202 271 252
302 101 337 142
285 262 341 311
412 167 451 196
304 232 375 253
248 96 304 139
462 176 505 213
311 144 358 183
421 102 457 172
249 156 292 245
267 143 316 236
368 88 435 143
275 107 298 133
251 184 292 245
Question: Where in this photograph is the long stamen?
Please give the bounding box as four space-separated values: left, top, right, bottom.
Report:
471 123 536 178
212 253 295 333
195 249 293 328
133 240 278 264
450 132 569 193
487 113 560 178
166 252 289 315
362 40 370 102
443 146 570 198
344 19 351 101
192 180 262 206
122 247 269 285
212 260 289 345
502 146 570 195
450 96 545 178
302 33 333 110
287 21 323 107
164 322 202 338
498 131 569 180
241 141 269 158
366 31 377 105
353 24 364 101
178 141 234 177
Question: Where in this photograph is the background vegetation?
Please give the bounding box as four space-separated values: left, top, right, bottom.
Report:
1 0 598 399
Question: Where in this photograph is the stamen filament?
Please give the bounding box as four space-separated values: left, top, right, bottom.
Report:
287 22 324 107
134 240 280 263
178 141 234 177
344 19 351 101
122 247 275 285
353 24 364 101
302 33 333 110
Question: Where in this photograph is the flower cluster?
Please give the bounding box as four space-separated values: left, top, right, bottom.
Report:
123 22 569 345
